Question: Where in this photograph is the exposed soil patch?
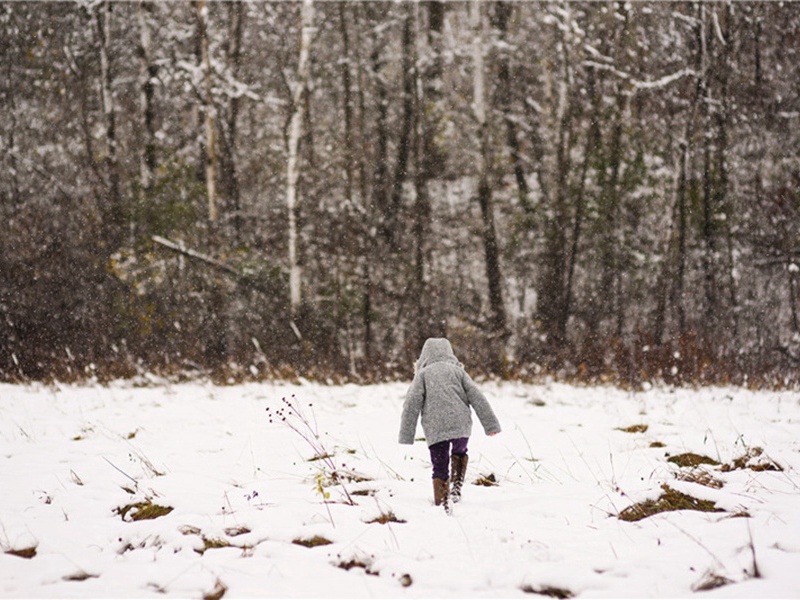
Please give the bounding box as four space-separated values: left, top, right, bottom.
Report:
649 441 666 448
618 484 723 522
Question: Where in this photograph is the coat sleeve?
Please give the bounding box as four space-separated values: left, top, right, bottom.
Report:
461 370 501 436
398 373 425 445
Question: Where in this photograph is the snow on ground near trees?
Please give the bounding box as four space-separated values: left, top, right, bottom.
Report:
1 381 799 598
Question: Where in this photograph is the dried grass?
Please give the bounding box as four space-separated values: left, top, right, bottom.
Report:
618 484 723 522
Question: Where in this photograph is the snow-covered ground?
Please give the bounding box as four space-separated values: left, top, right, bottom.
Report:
1 380 799 598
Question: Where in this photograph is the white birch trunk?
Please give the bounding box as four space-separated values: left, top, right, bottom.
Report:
471 0 486 132
286 0 314 316
138 2 154 194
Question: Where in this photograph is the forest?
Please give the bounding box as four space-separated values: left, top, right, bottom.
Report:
1 0 799 386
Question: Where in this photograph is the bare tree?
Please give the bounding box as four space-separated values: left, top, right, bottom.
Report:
286 0 315 317
472 0 507 361
196 0 219 228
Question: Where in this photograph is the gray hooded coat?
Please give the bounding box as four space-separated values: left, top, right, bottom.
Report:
398 338 501 447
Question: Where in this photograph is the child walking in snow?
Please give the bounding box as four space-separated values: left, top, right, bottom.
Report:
399 338 501 513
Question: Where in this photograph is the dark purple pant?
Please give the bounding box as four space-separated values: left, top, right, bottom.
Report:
429 437 469 480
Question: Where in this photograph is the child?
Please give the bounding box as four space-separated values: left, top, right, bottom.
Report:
399 338 501 513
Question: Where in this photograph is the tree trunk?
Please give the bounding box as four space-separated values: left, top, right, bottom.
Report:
700 5 718 335
222 0 244 243
384 6 415 246
412 2 430 352
5 59 20 207
196 0 218 228
339 3 355 206
716 3 737 341
675 2 708 337
138 2 157 201
472 0 507 356
370 24 390 226
675 139 688 335
286 0 315 317
353 5 374 363
560 66 601 342
540 3 578 345
96 1 121 250
492 1 530 213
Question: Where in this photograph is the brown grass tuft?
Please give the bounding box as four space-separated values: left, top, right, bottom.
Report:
618 484 723 522
667 453 720 468
473 473 499 486
292 535 332 548
617 424 648 433
692 571 733 592
196 537 232 554
521 585 574 598
722 447 782 472
117 500 173 521
5 546 37 559
367 512 406 525
203 579 228 600
676 468 724 489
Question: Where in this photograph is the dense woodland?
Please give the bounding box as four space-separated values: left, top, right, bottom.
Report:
1 1 799 386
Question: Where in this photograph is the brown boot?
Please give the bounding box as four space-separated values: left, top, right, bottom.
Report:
450 453 468 503
433 478 451 514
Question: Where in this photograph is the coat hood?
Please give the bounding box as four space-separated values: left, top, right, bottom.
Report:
415 338 460 371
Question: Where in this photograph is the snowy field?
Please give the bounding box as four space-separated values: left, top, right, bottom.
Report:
1 380 799 598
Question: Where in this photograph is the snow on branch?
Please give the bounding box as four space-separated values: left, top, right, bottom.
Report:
583 60 695 94
632 68 696 91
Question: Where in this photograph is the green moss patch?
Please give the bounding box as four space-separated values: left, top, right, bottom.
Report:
617 424 648 433
667 452 720 468
618 484 723 522
117 501 174 521
5 546 37 559
293 535 332 548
